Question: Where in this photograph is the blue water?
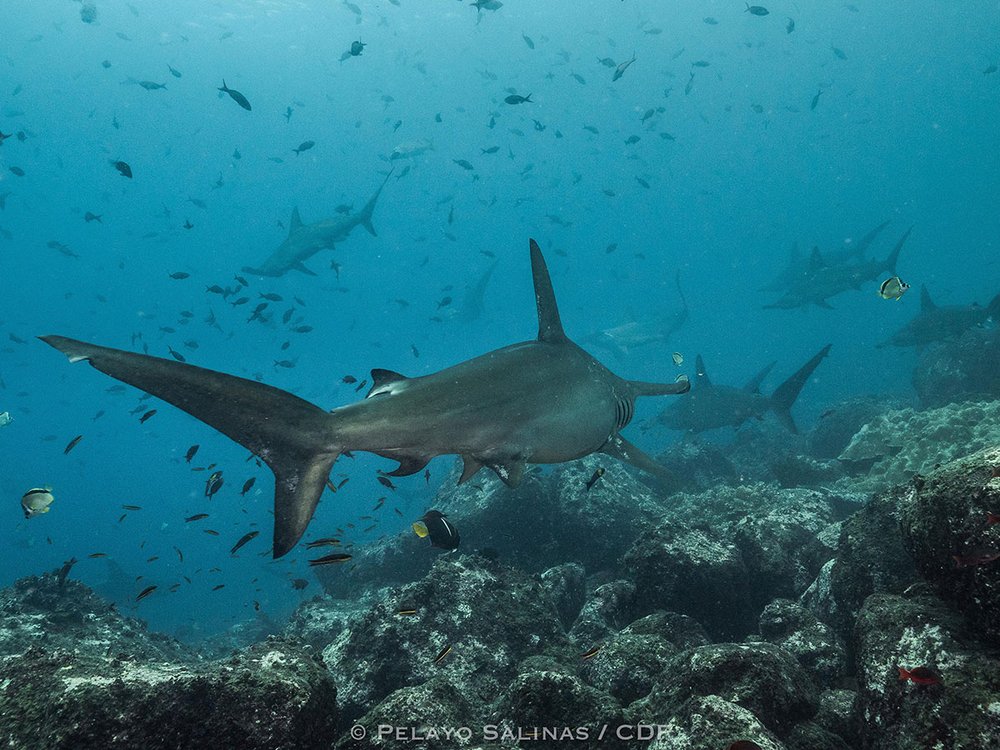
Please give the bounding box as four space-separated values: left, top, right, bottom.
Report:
0 0 997 636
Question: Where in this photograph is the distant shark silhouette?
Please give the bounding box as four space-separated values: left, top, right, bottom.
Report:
584 271 688 357
42 241 690 558
878 285 1000 348
242 171 391 277
654 345 831 433
764 227 912 310
759 219 892 293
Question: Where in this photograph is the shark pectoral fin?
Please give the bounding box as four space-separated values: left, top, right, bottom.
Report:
40 335 340 559
293 262 317 276
815 299 835 310
459 455 484 484
486 459 526 487
273 451 338 558
385 456 430 477
602 434 677 488
629 375 691 397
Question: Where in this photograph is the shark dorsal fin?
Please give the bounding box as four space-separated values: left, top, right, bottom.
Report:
529 239 567 343
695 354 710 387
367 368 409 398
920 285 935 312
808 246 826 270
289 207 303 235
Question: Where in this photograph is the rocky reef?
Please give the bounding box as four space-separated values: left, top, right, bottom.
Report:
3 400 1000 748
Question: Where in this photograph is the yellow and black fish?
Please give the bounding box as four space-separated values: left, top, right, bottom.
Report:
412 510 460 550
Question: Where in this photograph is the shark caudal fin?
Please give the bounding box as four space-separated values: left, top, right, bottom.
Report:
40 335 338 558
769 344 831 433
880 226 913 274
357 169 393 236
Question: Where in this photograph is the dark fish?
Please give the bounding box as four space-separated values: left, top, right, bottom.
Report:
204 529 220 536
259 292 283 301
64 434 83 454
230 530 260 555
138 81 167 90
306 537 340 548
744 4 769 16
241 477 256 496
522 34 534 49
811 89 823 111
308 552 352 566
57 557 78 587
412 510 460 550
185 513 209 522
136 584 157 602
168 65 182 78
424 468 430 484
571 72 586 85
293 140 315 155
212 584 225 591
9 166 25 177
831 46 847 60
88 552 108 558
342 374 357 384
377 475 397 490
84 212 102 223
205 470 224 497
898 666 942 686
433 644 452 665
168 347 186 362
453 159 474 170
579 645 601 660
612 55 636 81
291 578 309 590
292 325 313 333
786 17 795 33
504 93 532 105
121 504 142 511
397 608 417 616
218 79 252 111
113 161 132 178
184 444 199 462
136 407 157 424
585 467 605 491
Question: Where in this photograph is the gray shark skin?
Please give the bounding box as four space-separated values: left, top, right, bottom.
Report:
760 219 892 293
877 285 1000 348
584 271 689 357
41 240 689 558
764 227 911 310
242 171 391 277
655 344 831 434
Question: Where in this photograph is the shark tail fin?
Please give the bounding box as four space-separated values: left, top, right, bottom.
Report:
769 344 831 433
358 168 394 237
881 226 913 274
40 335 339 558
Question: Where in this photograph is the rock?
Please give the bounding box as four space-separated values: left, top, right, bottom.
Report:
622 610 711 650
655 439 739 492
284 594 372 650
757 599 847 687
808 395 905 459
334 677 480 750
854 592 1000 749
644 694 786 750
913 327 1000 407
812 689 858 747
784 721 849 750
838 399 1000 490
580 632 676 705
898 446 1000 639
815 484 918 643
733 494 836 610
631 643 820 738
539 563 587 631
322 555 570 725
493 670 627 749
567 579 637 646
621 521 753 640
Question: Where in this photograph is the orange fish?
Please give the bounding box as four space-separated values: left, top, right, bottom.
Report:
898 666 941 686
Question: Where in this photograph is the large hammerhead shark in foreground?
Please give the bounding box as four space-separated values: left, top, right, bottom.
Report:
41 241 690 558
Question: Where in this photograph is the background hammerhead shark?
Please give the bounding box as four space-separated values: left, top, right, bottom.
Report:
42 240 690 558
241 171 392 277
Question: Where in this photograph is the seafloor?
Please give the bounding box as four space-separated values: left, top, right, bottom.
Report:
2 329 1000 749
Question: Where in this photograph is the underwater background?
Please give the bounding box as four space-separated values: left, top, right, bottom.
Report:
1 1 1000 747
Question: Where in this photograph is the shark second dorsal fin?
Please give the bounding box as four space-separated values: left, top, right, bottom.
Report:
920 285 935 312
529 239 567 343
289 207 303 235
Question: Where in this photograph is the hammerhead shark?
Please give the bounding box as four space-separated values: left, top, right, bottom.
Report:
41 241 690 558
242 171 391 277
653 345 831 434
584 271 689 357
878 285 1000 348
763 227 912 310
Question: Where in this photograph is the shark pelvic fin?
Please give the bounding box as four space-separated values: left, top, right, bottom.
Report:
293 262 317 276
743 361 776 394
486 459 526 487
384 456 430 477
39 335 339 558
529 239 567 343
458 455 484 484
